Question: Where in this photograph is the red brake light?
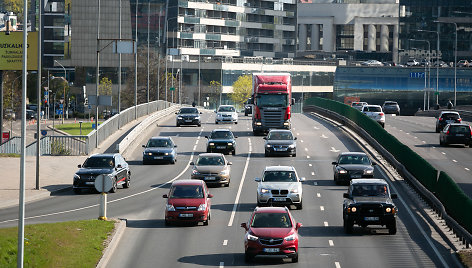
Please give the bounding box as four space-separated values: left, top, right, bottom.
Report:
458 118 462 122
439 118 443 121
379 113 384 116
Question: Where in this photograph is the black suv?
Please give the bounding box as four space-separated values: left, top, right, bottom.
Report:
73 153 131 194
343 179 398 234
436 111 461 132
205 129 237 155
176 107 202 127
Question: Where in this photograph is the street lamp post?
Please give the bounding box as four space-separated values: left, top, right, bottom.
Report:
54 60 67 124
435 20 457 107
418 30 440 106
409 39 430 110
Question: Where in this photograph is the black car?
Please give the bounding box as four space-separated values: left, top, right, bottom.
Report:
73 153 130 194
332 152 376 185
436 111 462 132
343 179 398 234
264 129 297 157
176 107 202 127
205 129 237 155
244 104 252 116
142 137 177 164
440 123 472 147
382 101 400 115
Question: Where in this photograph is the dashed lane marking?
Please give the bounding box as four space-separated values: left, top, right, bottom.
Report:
466 168 470 171
441 152 446 155
313 182 318 186
335 262 341 268
307 156 311 159
309 164 312 167
329 240 334 247
305 148 308 151
324 221 329 227
311 172 315 176
320 206 325 211
228 138 251 227
219 262 224 268
223 240 228 246
317 193 321 198
453 159 458 163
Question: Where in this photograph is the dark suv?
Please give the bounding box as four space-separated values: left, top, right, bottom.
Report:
440 123 472 147
343 179 398 234
436 111 461 132
176 107 202 127
73 153 131 194
205 129 237 155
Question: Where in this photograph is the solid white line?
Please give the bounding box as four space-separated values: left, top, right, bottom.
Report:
228 139 251 227
335 262 341 268
452 159 457 163
324 221 329 227
320 206 325 211
223 240 228 246
219 262 224 268
317 193 321 198
329 240 334 246
377 169 449 267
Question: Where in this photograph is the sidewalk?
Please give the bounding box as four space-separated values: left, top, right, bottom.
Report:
0 116 148 209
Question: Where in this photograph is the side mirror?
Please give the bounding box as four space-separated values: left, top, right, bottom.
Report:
77 164 82 168
163 194 168 198
241 222 248 230
200 112 202 114
391 193 398 199
189 162 195 165
254 177 261 182
291 98 295 105
343 193 350 199
294 137 297 140
205 136 209 139
175 112 178 114
228 162 232 165
208 193 214 198
331 162 337 165
299 177 306 182
174 145 178 148
234 136 238 138
371 162 377 166
263 137 267 140
142 145 146 148
296 222 302 230
117 164 122 168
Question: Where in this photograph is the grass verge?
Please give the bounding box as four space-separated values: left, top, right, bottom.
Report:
55 122 102 136
0 153 20 157
458 250 472 267
0 219 115 267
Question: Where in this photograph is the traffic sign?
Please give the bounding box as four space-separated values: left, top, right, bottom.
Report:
169 87 175 91
434 92 440 96
94 174 114 193
41 130 47 136
44 91 48 96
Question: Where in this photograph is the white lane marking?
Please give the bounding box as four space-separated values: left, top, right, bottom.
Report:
195 140 198 144
219 262 224 268
307 156 311 159
466 168 470 171
321 134 328 139
176 134 180 137
301 140 304 143
0 151 197 224
422 141 426 143
377 169 449 267
330 147 340 153
193 145 197 151
317 193 321 198
197 136 200 140
441 152 446 155
335 262 341 268
453 159 458 163
432 146 436 149
223 240 228 246
324 221 329 227
400 129 404 132
329 240 334 247
297 132 300 136
311 172 315 176
304 148 308 151
314 126 319 130
309 164 312 167
313 182 318 186
228 138 251 227
320 206 325 211
414 136 418 139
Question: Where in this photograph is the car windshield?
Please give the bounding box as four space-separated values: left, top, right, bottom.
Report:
262 171 297 182
196 156 225 166
147 139 172 148
338 155 370 165
210 131 233 139
384 102 397 106
365 106 381 112
179 108 198 114
251 212 292 228
83 157 114 168
170 185 204 198
351 184 388 197
449 126 470 134
218 106 235 112
442 113 459 120
267 132 293 140
255 94 288 108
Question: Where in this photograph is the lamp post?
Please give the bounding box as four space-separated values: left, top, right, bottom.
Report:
434 20 457 107
417 30 440 106
54 60 67 124
409 39 430 110
164 16 178 106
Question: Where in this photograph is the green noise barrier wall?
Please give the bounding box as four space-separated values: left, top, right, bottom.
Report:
305 97 472 233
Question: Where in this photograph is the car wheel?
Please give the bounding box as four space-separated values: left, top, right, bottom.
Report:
109 178 117 193
296 200 303 210
198 123 201 127
244 252 254 263
176 123 180 127
164 219 170 226
215 121 218 124
235 121 238 124
142 160 148 165
380 122 385 128
265 151 269 157
435 127 439 133
170 158 176 164
225 180 230 187
292 253 299 263
73 188 81 194
257 200 263 207
123 173 130 188
293 152 296 157
388 221 397 235
343 218 353 234
232 150 236 156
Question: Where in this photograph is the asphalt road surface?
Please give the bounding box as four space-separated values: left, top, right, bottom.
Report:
0 112 458 267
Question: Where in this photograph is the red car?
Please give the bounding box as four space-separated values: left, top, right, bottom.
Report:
241 206 302 263
163 180 212 226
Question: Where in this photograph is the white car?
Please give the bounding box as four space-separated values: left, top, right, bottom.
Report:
351 101 368 111
215 105 238 124
255 166 305 210
362 104 385 128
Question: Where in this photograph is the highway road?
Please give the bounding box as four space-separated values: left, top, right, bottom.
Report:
385 115 472 198
0 112 459 267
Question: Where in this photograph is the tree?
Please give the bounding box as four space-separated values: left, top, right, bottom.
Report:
206 80 221 109
230 75 252 108
99 77 112 95
3 0 28 21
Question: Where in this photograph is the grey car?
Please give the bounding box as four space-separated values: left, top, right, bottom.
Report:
332 152 376 185
382 101 400 115
264 129 297 157
190 153 232 187
255 166 305 209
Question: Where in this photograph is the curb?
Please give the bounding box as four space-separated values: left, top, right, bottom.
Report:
96 218 127 268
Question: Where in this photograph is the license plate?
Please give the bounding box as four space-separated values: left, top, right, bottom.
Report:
456 134 464 136
273 197 286 202
85 182 94 185
275 147 287 151
205 177 216 181
446 120 454 124
185 120 192 122
263 248 280 253
351 175 362 178
154 156 163 159
179 213 193 218
217 146 226 149
364 217 379 221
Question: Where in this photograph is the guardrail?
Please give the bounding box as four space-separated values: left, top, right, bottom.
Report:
304 97 472 248
415 108 472 122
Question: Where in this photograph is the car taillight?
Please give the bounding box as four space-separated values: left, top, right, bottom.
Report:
446 130 450 135
439 118 443 121
379 113 384 116
458 118 462 122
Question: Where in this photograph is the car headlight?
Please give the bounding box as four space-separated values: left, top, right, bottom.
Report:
386 207 395 213
145 152 152 156
74 174 80 180
266 144 272 148
164 152 169 156
256 122 262 126
339 170 347 174
288 144 296 148
260 188 270 194
290 188 299 193
166 204 175 211
198 204 207 211
246 233 259 241
348 206 357 213
283 122 289 126
177 116 183 119
192 169 200 175
219 169 230 176
365 169 374 174
209 142 215 146
195 116 200 119
228 143 233 146
284 233 296 241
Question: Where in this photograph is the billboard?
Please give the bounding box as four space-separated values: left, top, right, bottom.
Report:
0 31 38 70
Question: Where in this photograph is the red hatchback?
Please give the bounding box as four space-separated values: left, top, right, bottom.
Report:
163 180 212 226
241 207 302 263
